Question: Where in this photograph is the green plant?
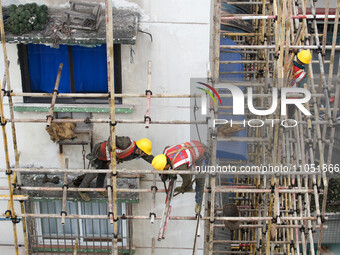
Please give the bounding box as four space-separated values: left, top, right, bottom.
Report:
5 3 49 35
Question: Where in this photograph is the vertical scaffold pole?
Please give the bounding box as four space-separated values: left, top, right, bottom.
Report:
0 0 20 254
105 0 118 254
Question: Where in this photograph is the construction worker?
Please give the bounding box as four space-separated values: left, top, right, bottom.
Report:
78 137 153 201
288 49 312 118
289 49 311 88
151 140 208 214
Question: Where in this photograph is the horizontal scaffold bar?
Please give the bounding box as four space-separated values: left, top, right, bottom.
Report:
221 14 337 21
0 168 325 175
6 119 207 125
219 45 340 50
0 213 319 221
8 92 197 98
3 186 313 194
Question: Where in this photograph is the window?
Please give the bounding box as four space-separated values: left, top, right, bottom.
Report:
31 200 127 253
18 43 122 104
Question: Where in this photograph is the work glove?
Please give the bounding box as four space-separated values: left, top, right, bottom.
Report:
160 174 169 182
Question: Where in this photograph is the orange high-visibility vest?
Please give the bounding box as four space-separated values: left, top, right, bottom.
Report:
97 139 136 161
163 140 205 169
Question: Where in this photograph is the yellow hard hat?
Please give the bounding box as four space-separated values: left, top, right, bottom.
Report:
152 154 167 171
297 50 312 64
136 138 152 155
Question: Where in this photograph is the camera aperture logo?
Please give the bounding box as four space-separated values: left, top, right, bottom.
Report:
196 82 223 115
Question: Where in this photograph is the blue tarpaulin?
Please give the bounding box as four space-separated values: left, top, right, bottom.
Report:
27 44 108 93
217 37 247 161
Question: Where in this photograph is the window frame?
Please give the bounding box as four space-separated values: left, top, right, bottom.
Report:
18 43 122 104
34 201 127 247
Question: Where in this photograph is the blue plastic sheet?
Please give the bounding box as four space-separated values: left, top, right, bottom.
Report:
27 44 108 93
217 38 247 161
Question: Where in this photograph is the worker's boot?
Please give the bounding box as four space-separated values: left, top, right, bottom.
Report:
100 190 108 197
79 191 91 202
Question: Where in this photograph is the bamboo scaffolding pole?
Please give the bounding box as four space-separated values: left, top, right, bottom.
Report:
327 0 340 90
0 3 19 253
208 0 220 253
61 159 68 225
6 116 340 126
0 167 327 175
294 42 317 255
317 57 340 253
12 185 314 194
309 0 332 119
222 1 269 4
0 1 28 252
267 0 284 251
0 212 318 221
145 60 152 128
220 60 270 64
293 7 326 249
8 92 197 98
73 238 79 255
297 110 313 255
151 237 155 255
219 45 340 49
219 32 261 36
0 195 28 201
105 0 118 254
221 14 338 20
150 172 157 224
46 63 63 127
107 173 114 224
319 0 340 168
6 118 208 125
213 224 327 229
5 90 334 98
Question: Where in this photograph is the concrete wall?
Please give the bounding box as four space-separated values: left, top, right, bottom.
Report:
0 0 210 254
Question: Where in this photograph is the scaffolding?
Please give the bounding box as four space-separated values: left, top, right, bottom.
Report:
0 0 339 254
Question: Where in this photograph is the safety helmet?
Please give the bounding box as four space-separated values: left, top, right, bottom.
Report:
152 154 167 171
136 138 152 155
297 50 312 64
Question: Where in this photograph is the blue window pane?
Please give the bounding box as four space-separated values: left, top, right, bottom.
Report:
27 44 71 93
72 45 108 93
27 44 108 93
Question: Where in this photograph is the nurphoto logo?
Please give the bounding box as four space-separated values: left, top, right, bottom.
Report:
197 83 311 116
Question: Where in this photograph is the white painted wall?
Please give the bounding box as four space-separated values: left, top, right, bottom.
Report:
0 0 210 254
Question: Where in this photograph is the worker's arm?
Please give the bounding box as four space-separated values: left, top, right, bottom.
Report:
141 154 154 164
160 163 183 182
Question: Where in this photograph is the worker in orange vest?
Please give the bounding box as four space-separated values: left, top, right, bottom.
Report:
289 50 311 88
152 140 208 214
287 50 311 118
78 136 153 201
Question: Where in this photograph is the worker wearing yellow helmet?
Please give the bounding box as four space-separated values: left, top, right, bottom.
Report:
152 140 208 214
77 136 153 201
286 50 312 118
290 50 311 88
